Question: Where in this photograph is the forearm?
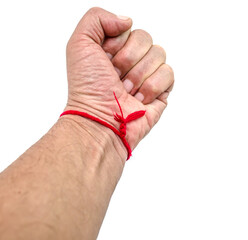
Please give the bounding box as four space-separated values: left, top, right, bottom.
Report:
0 6 174 240
0 116 126 240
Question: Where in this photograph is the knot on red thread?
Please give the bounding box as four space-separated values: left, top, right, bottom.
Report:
60 93 146 160
119 123 126 138
113 92 146 143
59 92 146 161
114 113 127 138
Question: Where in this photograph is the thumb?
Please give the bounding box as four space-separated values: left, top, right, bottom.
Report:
72 7 132 44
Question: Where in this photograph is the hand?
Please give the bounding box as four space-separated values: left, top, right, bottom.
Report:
65 7 174 154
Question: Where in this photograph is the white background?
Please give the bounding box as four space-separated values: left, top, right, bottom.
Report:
0 0 248 239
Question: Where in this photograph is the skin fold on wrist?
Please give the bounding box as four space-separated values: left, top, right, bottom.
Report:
58 114 128 166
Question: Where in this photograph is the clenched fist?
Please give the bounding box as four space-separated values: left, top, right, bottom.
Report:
64 7 174 159
0 7 175 240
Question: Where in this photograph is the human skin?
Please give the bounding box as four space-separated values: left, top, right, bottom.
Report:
0 7 174 240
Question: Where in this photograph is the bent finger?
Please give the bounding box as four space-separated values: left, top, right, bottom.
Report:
102 29 131 59
134 64 174 104
112 29 153 78
122 44 166 94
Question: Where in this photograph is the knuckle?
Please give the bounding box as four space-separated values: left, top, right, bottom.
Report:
132 29 153 43
162 64 175 83
152 85 161 95
166 64 174 75
88 7 101 14
153 45 166 60
167 65 175 83
146 81 160 96
128 70 143 85
118 50 132 65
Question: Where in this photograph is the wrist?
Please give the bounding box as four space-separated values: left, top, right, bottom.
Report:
58 113 128 166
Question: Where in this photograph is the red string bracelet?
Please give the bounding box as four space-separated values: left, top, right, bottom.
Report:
60 92 146 160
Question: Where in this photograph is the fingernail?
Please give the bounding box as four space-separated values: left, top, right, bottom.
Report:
117 15 130 20
106 52 113 60
123 79 133 93
114 67 121 77
134 92 144 102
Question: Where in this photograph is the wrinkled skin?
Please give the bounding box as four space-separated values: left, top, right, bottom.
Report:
65 7 174 150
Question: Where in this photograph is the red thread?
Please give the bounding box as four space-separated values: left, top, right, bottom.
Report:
60 92 146 160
